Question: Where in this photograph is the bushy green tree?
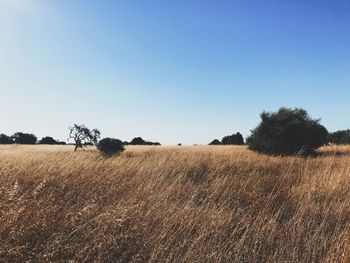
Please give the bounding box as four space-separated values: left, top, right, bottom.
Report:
246 108 328 156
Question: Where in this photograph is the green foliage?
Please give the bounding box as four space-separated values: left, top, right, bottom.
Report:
97 138 125 156
246 107 328 155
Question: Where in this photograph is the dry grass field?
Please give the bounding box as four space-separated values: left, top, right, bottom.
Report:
1 144 350 262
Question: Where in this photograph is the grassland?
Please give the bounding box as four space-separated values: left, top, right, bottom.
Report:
1 144 350 262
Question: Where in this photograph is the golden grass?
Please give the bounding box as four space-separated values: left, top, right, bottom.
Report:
1 144 350 262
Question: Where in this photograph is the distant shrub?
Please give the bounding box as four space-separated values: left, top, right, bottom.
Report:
130 137 145 145
0 134 13 144
12 132 37 144
129 137 161 146
222 132 244 145
39 136 66 145
246 107 328 156
328 130 350 144
39 136 58 145
209 139 221 145
177 143 182 146
97 138 125 156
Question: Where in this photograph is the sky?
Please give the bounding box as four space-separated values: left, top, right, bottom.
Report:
0 0 349 145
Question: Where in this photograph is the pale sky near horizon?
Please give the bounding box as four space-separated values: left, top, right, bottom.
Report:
0 0 349 145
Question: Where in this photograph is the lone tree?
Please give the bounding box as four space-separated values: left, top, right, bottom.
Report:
222 132 244 145
97 138 125 156
12 132 37 144
68 124 100 151
246 107 328 156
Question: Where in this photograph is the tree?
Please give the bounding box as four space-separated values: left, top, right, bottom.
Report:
209 139 221 145
39 136 58 145
221 132 244 145
0 134 13 144
68 124 100 151
97 138 125 156
12 132 37 144
246 107 328 156
328 130 350 144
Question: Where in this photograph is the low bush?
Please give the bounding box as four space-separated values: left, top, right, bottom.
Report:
97 138 125 156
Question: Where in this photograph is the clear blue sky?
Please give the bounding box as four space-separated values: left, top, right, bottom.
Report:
1 0 349 145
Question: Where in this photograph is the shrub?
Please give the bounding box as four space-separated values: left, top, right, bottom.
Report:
129 137 161 146
222 132 244 145
97 138 125 156
39 137 66 145
130 137 145 145
246 107 328 156
0 134 13 144
39 136 58 144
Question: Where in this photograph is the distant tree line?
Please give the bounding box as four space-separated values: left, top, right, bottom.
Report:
2 110 350 157
209 132 244 145
0 133 66 145
0 132 160 147
206 108 349 156
123 137 161 146
328 130 350 145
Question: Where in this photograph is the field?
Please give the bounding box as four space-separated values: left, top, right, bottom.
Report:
1 145 350 262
